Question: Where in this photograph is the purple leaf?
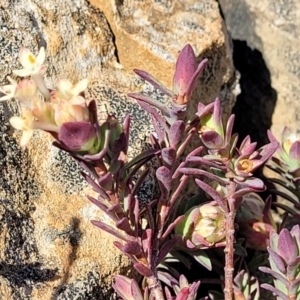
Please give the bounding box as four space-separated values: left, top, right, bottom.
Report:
161 215 185 241
58 121 96 152
142 229 153 264
260 284 289 300
173 44 197 96
91 220 128 241
133 196 140 237
122 114 131 153
201 131 223 149
122 241 142 255
116 217 132 235
136 99 170 134
156 237 180 265
175 287 189 300
156 166 172 195
131 279 144 300
98 172 113 190
258 142 279 164
128 92 171 116
259 266 288 285
107 203 123 215
169 102 187 121
169 120 185 147
158 271 178 287
112 275 132 300
164 287 173 300
185 59 208 101
278 228 298 264
268 247 287 274
224 114 235 144
179 167 227 185
289 277 300 295
133 263 153 277
133 70 174 98
124 149 159 170
162 147 177 167
151 115 165 143
195 179 228 212
87 195 108 213
289 141 300 167
83 175 109 200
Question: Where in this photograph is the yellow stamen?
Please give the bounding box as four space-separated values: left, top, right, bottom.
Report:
238 159 253 172
28 54 36 64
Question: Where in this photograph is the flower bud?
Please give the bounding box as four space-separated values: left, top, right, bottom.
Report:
173 44 207 105
175 201 226 248
236 194 276 250
14 79 38 107
268 127 300 178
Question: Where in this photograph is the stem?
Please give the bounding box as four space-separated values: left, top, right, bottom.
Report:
32 73 50 101
147 276 165 300
224 180 237 300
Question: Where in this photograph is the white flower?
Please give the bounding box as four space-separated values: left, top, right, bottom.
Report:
0 77 18 101
13 47 46 77
54 78 89 105
9 107 34 148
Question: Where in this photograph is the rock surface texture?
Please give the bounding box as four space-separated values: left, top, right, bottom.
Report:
219 0 300 143
0 0 237 299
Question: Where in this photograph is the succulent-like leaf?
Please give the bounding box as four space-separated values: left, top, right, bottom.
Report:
130 279 144 300
156 237 180 265
134 263 153 277
162 147 177 167
268 247 287 274
156 166 172 195
113 275 134 300
133 70 174 98
179 167 227 185
201 131 224 149
260 284 289 300
259 266 288 285
161 215 185 241
98 172 113 190
169 120 186 147
277 228 298 265
195 179 227 212
91 220 128 241
122 241 142 255
124 149 159 170
175 287 189 300
116 217 133 235
59 121 96 152
188 249 212 271
288 277 300 296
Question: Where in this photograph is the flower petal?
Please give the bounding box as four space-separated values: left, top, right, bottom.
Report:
35 47 46 66
13 69 34 77
19 47 35 69
20 129 34 148
71 78 89 95
9 116 24 130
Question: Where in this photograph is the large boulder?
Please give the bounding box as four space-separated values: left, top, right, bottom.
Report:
0 0 237 298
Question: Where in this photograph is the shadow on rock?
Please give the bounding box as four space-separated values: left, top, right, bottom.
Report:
231 40 277 148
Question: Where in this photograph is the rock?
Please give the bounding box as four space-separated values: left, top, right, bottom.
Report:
219 0 300 142
90 0 239 120
0 0 237 298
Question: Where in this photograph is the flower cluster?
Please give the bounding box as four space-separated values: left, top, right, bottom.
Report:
0 47 97 153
